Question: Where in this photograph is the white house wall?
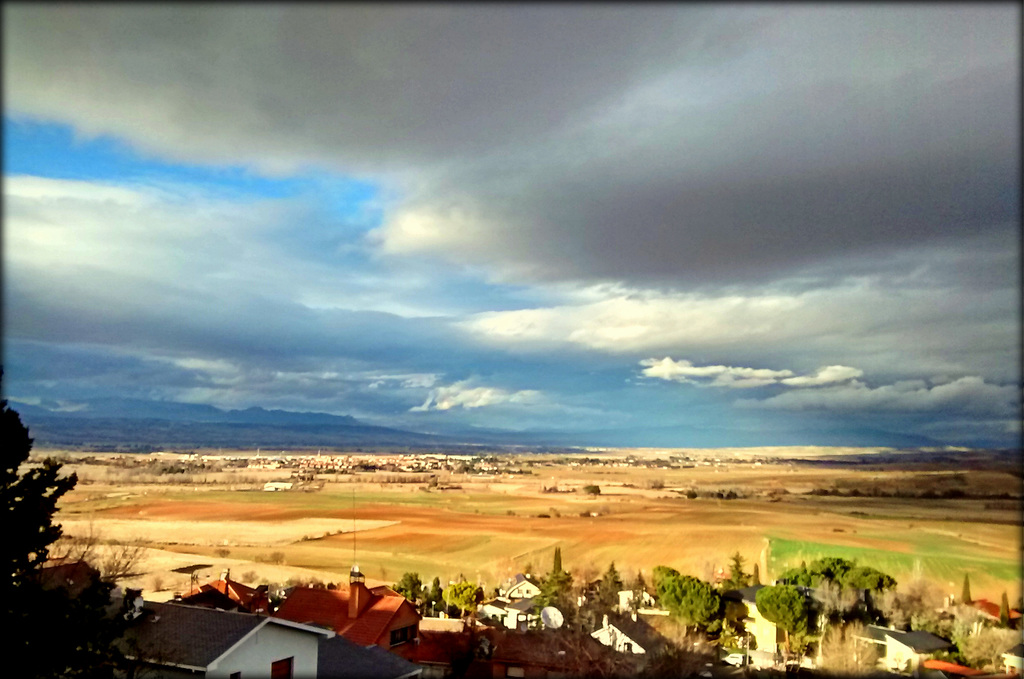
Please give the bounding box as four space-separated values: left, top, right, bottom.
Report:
206 624 321 679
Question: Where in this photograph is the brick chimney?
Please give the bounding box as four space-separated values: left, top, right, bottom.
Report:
349 565 369 619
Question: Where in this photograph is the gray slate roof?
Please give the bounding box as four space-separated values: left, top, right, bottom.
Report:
512 573 541 587
602 613 667 654
318 635 421 679
721 585 766 605
120 601 266 669
507 597 536 613
865 625 952 653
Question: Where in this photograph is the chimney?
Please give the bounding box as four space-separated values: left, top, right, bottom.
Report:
631 611 638 622
602 614 609 629
349 565 368 619
221 568 230 582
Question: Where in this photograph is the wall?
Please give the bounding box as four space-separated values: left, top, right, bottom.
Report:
206 623 322 679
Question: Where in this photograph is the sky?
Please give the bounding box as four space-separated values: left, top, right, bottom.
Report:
2 4 1020 448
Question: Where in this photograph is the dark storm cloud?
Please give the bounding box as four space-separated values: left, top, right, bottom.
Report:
7 5 1017 286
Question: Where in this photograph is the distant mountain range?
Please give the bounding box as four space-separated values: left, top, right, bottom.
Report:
9 398 461 451
6 396 1003 452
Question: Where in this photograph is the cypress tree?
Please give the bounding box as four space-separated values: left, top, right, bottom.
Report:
752 562 761 585
552 546 562 574
962 574 972 604
1000 591 1010 626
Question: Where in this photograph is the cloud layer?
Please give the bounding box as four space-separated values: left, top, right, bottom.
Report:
3 5 1019 446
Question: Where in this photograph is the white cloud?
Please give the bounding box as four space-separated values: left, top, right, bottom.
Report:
460 278 1016 385
410 380 542 412
780 365 863 387
639 357 793 388
737 376 1018 416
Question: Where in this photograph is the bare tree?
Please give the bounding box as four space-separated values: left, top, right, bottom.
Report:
960 627 1019 670
50 519 148 582
819 622 879 675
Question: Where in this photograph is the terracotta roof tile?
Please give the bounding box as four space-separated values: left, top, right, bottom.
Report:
274 586 417 647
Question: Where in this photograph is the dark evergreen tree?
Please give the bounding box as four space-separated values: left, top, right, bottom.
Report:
1000 591 1010 627
755 585 811 656
653 566 720 632
722 551 750 590
3 383 126 678
752 562 761 585
536 547 574 626
426 576 444 615
393 572 423 607
596 561 624 610
962 574 972 604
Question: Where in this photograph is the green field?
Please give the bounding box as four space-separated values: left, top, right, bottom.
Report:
767 535 1021 598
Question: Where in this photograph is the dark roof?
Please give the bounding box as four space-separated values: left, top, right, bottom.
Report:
119 601 267 669
1005 643 1024 658
507 597 536 613
512 573 542 588
864 626 952 653
318 634 421 679
721 584 765 605
601 613 668 654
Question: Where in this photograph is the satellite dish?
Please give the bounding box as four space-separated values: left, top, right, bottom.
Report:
540 606 564 629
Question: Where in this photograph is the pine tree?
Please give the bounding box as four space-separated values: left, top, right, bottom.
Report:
962 574 972 604
2 384 126 677
597 562 623 610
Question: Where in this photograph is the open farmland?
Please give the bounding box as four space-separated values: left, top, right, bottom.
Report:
45 447 1023 604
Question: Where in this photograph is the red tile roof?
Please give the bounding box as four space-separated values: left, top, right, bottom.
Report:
971 599 1022 621
184 577 268 613
274 586 418 647
922 659 986 676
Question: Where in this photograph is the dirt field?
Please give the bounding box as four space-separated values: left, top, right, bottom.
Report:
47 450 1022 604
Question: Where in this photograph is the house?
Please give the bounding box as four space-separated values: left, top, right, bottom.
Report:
264 481 293 491
179 569 270 614
504 597 539 631
478 597 511 622
118 599 421 679
478 597 536 630
485 627 628 678
274 565 421 652
503 573 542 601
721 585 784 659
1002 643 1024 675
408 617 490 679
970 599 1023 628
591 612 667 655
858 625 953 673
616 588 656 614
118 599 331 679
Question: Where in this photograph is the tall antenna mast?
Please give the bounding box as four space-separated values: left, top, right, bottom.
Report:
352 484 356 566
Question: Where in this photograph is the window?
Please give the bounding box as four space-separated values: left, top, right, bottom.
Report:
390 625 415 646
271 657 293 679
506 667 525 678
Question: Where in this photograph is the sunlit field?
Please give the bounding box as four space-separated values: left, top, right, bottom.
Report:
48 449 1022 604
